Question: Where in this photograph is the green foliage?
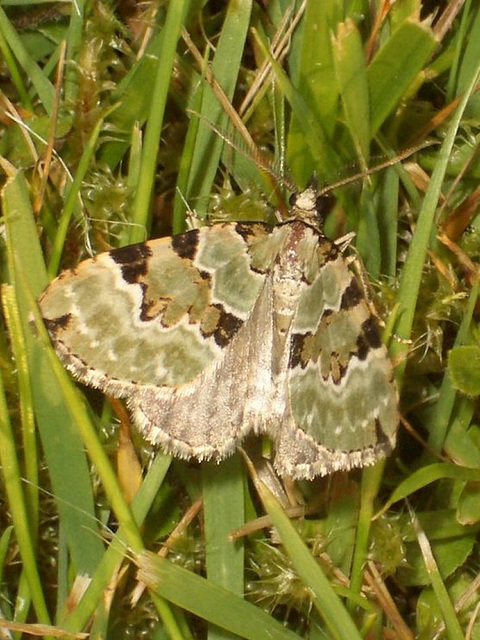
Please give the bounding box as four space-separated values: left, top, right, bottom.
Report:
449 345 480 395
1 1 480 638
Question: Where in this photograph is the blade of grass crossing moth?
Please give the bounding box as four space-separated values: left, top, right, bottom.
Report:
29 294 186 639
60 454 178 634
29 289 145 551
2 168 105 576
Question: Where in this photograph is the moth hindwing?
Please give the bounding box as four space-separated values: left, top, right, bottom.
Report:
39 187 398 479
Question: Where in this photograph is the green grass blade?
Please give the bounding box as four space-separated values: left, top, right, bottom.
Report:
454 0 480 99
256 482 363 640
47 114 105 277
136 551 302 640
409 507 464 640
2 168 105 577
0 304 51 628
63 0 86 105
2 277 39 521
122 123 143 245
376 166 400 277
1 282 40 625
424 280 479 454
382 463 480 514
98 30 164 169
368 20 436 135
348 461 385 602
131 0 189 243
0 23 33 110
391 64 480 380
202 457 245 640
286 0 343 184
60 453 175 632
183 0 253 214
87 36 170 242
172 80 203 234
332 18 370 166
0 6 55 114
255 29 342 186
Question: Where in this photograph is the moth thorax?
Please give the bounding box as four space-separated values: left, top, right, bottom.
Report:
272 264 302 335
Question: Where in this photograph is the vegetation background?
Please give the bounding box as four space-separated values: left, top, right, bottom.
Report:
1 0 480 638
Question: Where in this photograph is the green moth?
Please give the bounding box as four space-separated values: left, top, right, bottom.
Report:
39 187 398 479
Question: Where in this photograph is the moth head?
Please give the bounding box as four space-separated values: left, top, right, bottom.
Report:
288 187 335 226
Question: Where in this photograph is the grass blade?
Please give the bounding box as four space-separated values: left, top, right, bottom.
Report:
136 551 302 640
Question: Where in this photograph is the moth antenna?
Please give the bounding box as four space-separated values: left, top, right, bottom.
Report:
316 141 438 197
307 173 319 192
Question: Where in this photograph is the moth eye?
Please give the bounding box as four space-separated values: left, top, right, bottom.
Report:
315 194 336 217
288 192 297 207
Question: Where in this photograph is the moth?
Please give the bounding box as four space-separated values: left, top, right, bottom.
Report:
39 187 398 479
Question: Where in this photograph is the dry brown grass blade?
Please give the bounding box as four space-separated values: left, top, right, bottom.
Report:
365 560 415 640
34 39 66 215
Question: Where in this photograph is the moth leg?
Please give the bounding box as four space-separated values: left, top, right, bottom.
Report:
343 248 392 330
333 231 356 252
